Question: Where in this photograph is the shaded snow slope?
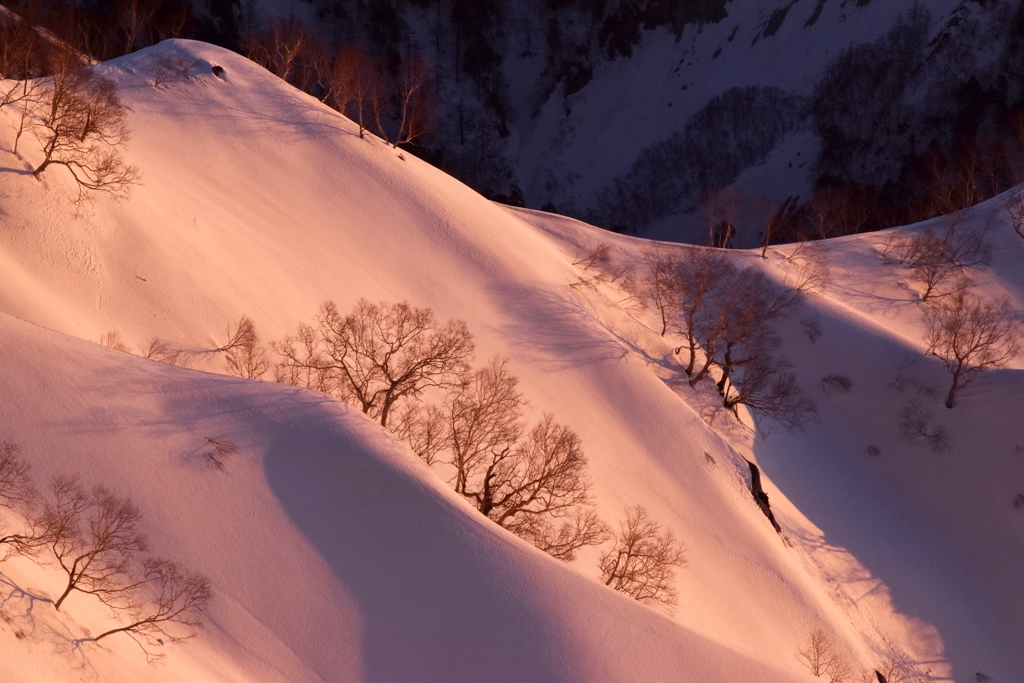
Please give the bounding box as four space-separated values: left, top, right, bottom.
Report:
0 39 1021 681
0 313 803 682
517 199 1024 681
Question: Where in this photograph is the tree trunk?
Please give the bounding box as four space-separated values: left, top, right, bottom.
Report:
53 580 74 611
945 381 957 409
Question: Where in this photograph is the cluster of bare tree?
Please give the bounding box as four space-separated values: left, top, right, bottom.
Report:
241 18 434 148
0 442 211 659
393 358 608 561
219 300 684 606
879 219 1022 409
796 627 914 683
627 246 817 432
273 299 474 427
1 12 139 200
880 212 991 302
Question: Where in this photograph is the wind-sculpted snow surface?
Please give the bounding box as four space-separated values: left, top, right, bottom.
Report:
0 40 1021 681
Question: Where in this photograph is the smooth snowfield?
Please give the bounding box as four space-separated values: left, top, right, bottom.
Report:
0 40 1021 681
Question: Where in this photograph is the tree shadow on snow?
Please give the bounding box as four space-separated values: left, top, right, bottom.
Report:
261 420 575 683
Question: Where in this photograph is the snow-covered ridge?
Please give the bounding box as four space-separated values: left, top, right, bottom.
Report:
0 39 1021 681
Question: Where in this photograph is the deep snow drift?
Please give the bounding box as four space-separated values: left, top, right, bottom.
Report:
0 40 1021 682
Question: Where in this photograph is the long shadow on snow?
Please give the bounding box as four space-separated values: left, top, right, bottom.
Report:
262 410 575 683
0 571 94 673
488 282 628 371
751 298 1024 682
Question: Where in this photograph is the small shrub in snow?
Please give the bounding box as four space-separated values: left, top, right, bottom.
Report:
149 53 197 88
897 401 949 453
100 331 131 353
221 315 269 380
201 437 238 473
599 505 685 608
867 445 881 457
802 316 823 342
1012 494 1024 510
145 338 187 366
821 375 853 394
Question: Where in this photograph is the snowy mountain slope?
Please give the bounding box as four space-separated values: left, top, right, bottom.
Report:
748 205 1024 680
397 0 1013 239
509 197 1024 681
0 312 811 682
0 39 1021 681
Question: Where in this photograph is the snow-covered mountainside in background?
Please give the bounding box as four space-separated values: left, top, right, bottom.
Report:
246 0 1024 244
0 40 1022 682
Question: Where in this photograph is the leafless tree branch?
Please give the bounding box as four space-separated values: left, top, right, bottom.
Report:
599 505 685 607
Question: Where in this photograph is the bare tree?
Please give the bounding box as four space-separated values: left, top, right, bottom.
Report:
221 315 269 380
0 12 40 108
0 443 36 511
373 53 433 148
242 18 316 89
437 359 607 559
327 45 381 139
117 0 158 54
149 52 195 88
392 359 607 559
699 186 740 248
724 357 817 433
100 330 131 352
145 338 186 366
761 195 799 258
473 414 608 560
390 401 448 466
924 291 1021 408
638 248 682 336
886 217 989 302
443 357 525 494
669 254 814 429
0 443 41 558
673 248 732 381
90 558 211 656
599 505 685 607
40 477 148 611
887 231 960 302
274 300 474 427
797 628 852 682
0 12 44 156
31 54 140 199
